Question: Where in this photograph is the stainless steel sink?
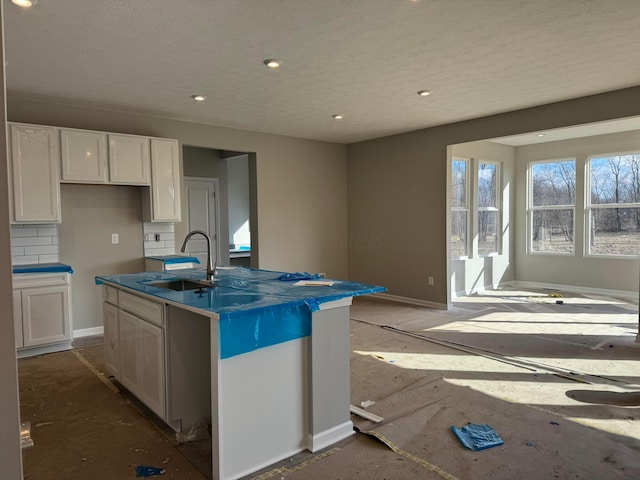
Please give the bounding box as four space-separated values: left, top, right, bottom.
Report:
148 279 215 291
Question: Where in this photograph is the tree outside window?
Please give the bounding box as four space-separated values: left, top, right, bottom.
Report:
588 153 640 256
451 159 468 257
478 162 499 255
529 159 576 254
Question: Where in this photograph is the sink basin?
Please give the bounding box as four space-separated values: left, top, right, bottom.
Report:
148 279 215 291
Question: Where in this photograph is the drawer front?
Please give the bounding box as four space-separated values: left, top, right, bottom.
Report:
119 290 164 327
103 285 119 306
13 272 69 289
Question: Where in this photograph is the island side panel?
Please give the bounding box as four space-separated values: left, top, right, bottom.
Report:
218 337 308 480
165 305 212 432
308 299 354 452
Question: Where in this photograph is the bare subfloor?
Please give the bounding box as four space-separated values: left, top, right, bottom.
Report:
18 287 640 479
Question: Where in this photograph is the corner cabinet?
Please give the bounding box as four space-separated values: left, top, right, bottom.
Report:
8 123 62 223
14 272 72 358
143 138 181 222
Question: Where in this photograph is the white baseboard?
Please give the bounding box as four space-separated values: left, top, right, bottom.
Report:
307 420 354 453
17 341 73 359
73 326 104 338
511 280 638 301
372 293 447 310
452 282 505 299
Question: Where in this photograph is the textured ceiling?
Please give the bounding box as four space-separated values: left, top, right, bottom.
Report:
4 0 640 144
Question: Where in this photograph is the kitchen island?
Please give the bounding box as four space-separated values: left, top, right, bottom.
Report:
95 267 384 480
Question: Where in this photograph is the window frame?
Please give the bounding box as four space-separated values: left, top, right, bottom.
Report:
476 160 501 257
586 150 640 259
451 157 470 259
527 157 576 256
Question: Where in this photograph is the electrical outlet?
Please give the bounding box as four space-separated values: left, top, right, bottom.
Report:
154 233 161 242
144 233 151 242
428 276 434 286
111 233 119 244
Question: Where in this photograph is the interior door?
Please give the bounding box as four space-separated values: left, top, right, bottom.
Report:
183 177 220 267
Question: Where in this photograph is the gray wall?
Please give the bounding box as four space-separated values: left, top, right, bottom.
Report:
182 146 230 266
0 4 24 476
59 185 145 330
514 130 640 292
227 154 250 248
450 140 516 296
348 86 640 306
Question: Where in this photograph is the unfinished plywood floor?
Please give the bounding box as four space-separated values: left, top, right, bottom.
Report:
18 287 640 479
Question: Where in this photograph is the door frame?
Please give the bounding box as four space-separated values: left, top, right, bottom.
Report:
183 176 222 267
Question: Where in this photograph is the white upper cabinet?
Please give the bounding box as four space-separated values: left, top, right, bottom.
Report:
60 128 108 183
9 123 61 223
146 138 181 222
108 134 150 185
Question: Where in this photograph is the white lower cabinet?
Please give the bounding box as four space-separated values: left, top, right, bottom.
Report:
13 290 23 349
137 319 165 417
14 272 72 356
103 302 120 378
104 287 166 420
21 285 70 347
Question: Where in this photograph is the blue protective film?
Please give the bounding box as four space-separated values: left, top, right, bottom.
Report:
13 262 73 274
145 255 200 265
219 303 311 359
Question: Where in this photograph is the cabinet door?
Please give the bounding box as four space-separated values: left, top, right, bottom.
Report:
9 124 61 222
138 319 165 418
118 310 140 395
149 138 181 222
21 285 70 347
13 290 23 349
60 129 108 183
108 134 150 185
103 302 120 378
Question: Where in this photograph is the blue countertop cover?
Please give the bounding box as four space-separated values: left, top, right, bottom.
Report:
95 267 385 358
145 255 200 264
13 262 73 274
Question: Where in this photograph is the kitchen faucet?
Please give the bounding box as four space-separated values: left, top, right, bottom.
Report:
180 230 217 282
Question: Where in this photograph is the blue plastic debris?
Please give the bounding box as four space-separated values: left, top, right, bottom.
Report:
450 423 504 451
135 465 166 477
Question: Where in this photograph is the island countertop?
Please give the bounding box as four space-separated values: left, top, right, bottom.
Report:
95 267 384 320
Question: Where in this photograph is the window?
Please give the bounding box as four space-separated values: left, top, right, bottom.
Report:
451 158 501 258
529 159 576 254
477 162 499 255
451 159 468 257
587 153 640 256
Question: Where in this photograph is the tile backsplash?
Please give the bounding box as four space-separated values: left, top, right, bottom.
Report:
11 222 178 265
143 223 176 257
11 224 59 265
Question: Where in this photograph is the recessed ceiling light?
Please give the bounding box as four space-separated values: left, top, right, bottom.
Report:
536 133 546 137
417 90 431 96
332 114 344 120
191 95 207 102
263 59 282 69
11 0 37 6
